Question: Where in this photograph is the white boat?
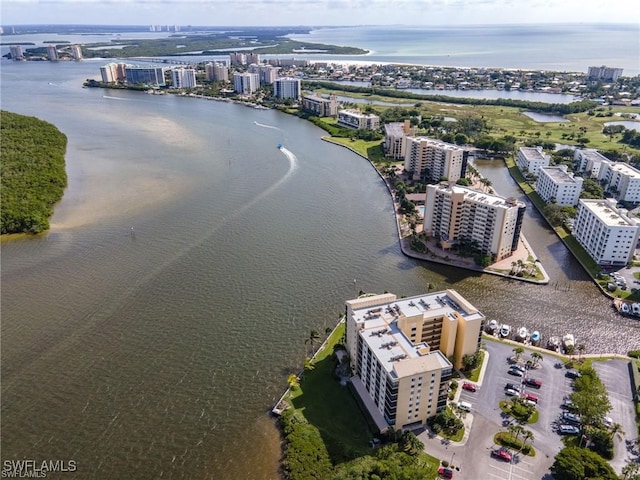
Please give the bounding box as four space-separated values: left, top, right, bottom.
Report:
547 336 560 351
487 319 499 333
622 303 631 314
499 324 511 338
633 303 640 315
562 334 575 350
530 331 541 345
515 326 528 342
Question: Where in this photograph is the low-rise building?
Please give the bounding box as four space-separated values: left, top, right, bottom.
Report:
302 93 338 117
536 165 584 206
573 198 640 265
345 290 484 432
516 146 550 176
403 136 467 182
598 161 640 204
337 109 380 130
574 148 610 178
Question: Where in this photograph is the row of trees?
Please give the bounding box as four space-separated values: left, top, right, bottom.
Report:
1 110 68 234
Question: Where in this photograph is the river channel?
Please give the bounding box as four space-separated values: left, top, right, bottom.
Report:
1 59 638 480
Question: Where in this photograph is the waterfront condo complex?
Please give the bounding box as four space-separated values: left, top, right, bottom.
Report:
516 146 550 176
403 136 467 182
345 290 484 432
536 165 584 207
423 183 526 261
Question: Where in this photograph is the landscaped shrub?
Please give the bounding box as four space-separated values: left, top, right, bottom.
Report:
280 409 333 480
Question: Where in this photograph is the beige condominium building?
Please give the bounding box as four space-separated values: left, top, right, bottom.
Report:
345 290 484 432
423 183 526 261
403 136 467 182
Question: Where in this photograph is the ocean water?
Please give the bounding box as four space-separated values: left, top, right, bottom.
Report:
287 23 640 75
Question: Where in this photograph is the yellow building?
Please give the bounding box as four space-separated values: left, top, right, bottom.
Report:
345 290 484 431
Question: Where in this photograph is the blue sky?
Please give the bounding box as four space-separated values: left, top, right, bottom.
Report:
1 0 638 26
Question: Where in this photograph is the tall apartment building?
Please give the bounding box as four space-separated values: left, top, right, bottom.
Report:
536 165 584 206
9 45 24 61
171 68 197 89
70 45 83 60
206 62 229 82
229 52 247 66
598 162 640 203
125 66 166 86
574 148 610 178
248 64 278 85
403 136 467 182
345 290 484 432
423 183 526 261
100 63 127 83
246 53 260 65
337 109 381 130
46 45 58 61
384 120 417 160
573 199 640 265
273 77 301 100
302 93 339 117
516 146 550 176
587 66 623 82
233 72 259 94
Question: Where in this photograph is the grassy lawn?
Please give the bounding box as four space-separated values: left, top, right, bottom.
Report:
465 351 485 382
285 322 374 463
323 136 385 161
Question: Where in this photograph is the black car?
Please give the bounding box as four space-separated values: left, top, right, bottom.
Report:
505 383 521 393
565 369 581 379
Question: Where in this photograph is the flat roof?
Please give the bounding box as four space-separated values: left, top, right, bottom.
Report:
406 136 465 152
384 122 406 136
519 146 547 162
540 166 582 184
431 183 524 209
610 162 640 179
579 199 638 227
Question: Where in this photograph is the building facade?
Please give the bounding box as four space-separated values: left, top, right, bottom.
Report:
273 77 301 100
229 52 246 66
9 45 24 61
383 120 416 160
302 93 339 117
233 72 259 94
423 183 526 261
345 290 484 432
70 45 83 60
598 162 640 203
171 68 197 89
46 45 58 61
337 109 381 130
249 64 278 85
125 66 166 86
574 148 610 178
206 62 229 82
536 165 584 206
573 199 640 265
587 66 623 82
100 63 127 83
516 146 550 176
403 136 467 182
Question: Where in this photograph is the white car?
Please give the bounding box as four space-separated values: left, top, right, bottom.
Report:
505 388 519 396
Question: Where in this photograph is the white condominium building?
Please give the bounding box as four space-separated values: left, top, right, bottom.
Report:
574 148 610 178
423 183 526 261
384 120 416 160
302 93 339 117
273 77 301 100
516 146 550 176
248 64 278 85
573 199 640 265
100 63 127 83
536 165 584 206
337 109 381 130
171 68 197 89
598 162 640 203
403 136 467 182
233 72 259 94
345 290 484 432
9 45 24 60
46 45 58 61
70 45 83 60
587 65 623 82
206 62 228 82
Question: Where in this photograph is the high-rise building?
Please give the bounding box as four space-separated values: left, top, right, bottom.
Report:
206 62 229 82
273 77 301 100
70 45 83 60
232 72 259 94
536 166 584 206
403 137 467 182
125 66 166 86
246 53 260 65
46 45 58 61
302 93 338 117
229 52 247 66
598 161 640 203
345 290 483 432
423 183 526 261
171 68 197 89
587 65 623 82
248 64 278 85
384 121 416 160
573 199 640 266
9 45 24 61
574 148 610 178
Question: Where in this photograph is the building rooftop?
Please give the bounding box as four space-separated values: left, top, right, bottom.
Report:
432 183 524 209
519 146 547 162
580 199 639 227
384 122 406 136
539 166 582 184
609 162 640 179
575 149 610 162
407 136 464 152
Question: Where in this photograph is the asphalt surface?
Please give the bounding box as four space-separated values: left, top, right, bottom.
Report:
418 339 639 479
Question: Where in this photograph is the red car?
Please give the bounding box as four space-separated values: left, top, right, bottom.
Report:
461 382 477 392
438 466 454 478
491 448 512 462
524 377 542 388
522 392 539 403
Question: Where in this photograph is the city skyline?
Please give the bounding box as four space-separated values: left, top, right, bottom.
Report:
1 0 638 27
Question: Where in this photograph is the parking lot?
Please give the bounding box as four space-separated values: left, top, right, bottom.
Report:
420 337 639 479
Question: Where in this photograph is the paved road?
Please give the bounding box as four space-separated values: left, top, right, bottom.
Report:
418 339 638 479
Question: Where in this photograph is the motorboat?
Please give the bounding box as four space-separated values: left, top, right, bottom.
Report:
487 319 499 333
547 336 560 352
633 303 640 316
562 333 575 351
530 331 541 345
499 324 511 338
621 303 631 314
515 326 528 342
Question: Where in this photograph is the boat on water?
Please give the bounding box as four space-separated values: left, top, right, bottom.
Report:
499 324 511 338
621 303 631 314
487 319 499 333
562 333 575 351
530 331 541 345
515 326 528 342
633 303 640 315
277 143 283 149
547 336 560 351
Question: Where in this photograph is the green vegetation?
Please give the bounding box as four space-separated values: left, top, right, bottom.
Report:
499 399 538 424
494 430 535 456
1 110 68 234
426 407 464 441
550 447 618 480
462 350 484 381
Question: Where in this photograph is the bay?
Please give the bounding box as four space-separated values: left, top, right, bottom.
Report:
1 59 638 480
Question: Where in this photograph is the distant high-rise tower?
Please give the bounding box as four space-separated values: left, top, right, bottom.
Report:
9 45 24 61
71 45 83 60
46 45 58 61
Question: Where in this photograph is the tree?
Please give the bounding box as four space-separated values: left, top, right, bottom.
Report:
577 343 586 361
400 431 424 456
508 424 525 443
622 461 640 480
512 346 525 360
287 373 300 389
521 429 534 449
303 356 315 372
551 446 618 480
530 352 543 368
305 329 321 355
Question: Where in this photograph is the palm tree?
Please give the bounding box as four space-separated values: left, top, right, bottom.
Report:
513 346 525 361
287 373 300 389
610 422 625 440
305 329 321 356
531 352 543 368
508 424 525 443
521 429 534 450
577 343 586 362
303 356 315 372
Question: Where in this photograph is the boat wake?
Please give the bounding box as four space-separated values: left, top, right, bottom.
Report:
102 95 128 100
254 121 282 131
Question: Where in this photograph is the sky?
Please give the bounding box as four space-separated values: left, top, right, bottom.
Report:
1 0 639 26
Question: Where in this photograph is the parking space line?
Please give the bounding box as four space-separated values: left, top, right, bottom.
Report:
487 473 507 480
488 463 511 474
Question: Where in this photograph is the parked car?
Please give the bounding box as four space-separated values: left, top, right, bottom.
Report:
524 377 542 388
505 383 521 393
565 369 581 379
603 416 614 428
522 392 539 403
558 424 580 435
491 448 512 462
505 388 519 397
508 368 524 377
462 382 477 392
562 412 581 425
438 466 454 478
510 363 526 372
561 400 577 411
